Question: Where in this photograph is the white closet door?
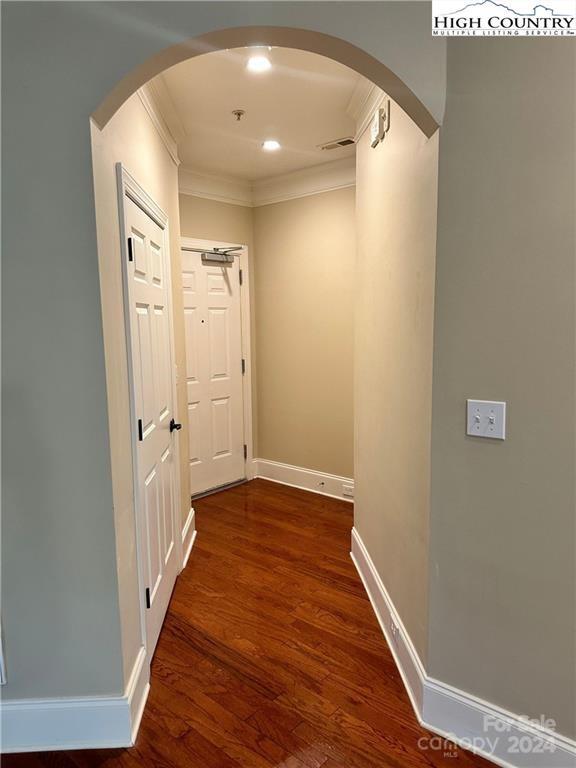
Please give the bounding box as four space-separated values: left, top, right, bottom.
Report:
123 193 179 655
181 248 245 496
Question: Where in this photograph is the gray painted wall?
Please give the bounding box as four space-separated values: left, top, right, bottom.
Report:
430 38 576 738
1 1 444 700
2 0 574 743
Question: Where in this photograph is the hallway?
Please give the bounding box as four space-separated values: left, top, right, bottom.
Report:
6 481 489 768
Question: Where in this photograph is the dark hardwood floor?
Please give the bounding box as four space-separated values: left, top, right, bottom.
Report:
5 479 491 768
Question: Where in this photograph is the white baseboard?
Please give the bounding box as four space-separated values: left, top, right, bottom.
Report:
0 647 149 754
253 459 354 502
351 527 425 714
127 646 149 745
422 678 576 768
351 528 576 768
181 506 197 569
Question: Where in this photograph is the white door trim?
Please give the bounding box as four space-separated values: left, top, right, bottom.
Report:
180 236 254 482
116 164 183 655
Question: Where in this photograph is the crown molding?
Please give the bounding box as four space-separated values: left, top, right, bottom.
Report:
179 157 355 208
178 168 253 207
252 157 355 207
346 77 374 122
148 75 187 146
137 84 180 167
348 79 387 143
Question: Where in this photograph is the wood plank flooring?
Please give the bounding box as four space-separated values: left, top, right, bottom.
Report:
4 480 491 768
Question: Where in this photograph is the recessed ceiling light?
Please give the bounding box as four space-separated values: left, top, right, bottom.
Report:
247 55 272 73
262 140 281 152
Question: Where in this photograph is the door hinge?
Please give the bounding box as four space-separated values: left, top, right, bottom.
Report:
137 419 143 441
241 358 246 375
243 444 248 460
127 237 134 262
239 268 243 286
145 587 151 609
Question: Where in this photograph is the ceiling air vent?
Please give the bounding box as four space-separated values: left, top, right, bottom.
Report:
318 136 355 151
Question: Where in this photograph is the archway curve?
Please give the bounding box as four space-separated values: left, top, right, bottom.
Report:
92 26 439 138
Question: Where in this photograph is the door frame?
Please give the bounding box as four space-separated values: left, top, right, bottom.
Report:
180 236 255 482
116 163 184 656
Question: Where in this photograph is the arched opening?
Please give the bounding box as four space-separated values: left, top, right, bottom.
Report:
92 26 439 138
88 26 441 766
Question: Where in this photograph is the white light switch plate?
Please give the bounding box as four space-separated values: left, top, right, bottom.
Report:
467 400 506 440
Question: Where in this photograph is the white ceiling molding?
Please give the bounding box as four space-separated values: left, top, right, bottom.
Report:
179 167 253 207
252 157 355 207
179 157 355 208
148 75 187 146
347 79 386 143
137 85 181 167
346 78 374 122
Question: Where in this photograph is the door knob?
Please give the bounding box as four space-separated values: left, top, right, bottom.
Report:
169 418 182 433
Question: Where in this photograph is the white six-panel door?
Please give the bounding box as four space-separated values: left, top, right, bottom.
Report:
181 245 245 496
120 172 180 657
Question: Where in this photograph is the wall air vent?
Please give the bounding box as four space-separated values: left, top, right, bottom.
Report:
318 136 355 151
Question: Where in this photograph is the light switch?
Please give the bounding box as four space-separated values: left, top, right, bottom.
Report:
466 400 506 440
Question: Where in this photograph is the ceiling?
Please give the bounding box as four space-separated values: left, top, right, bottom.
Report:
151 47 364 182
